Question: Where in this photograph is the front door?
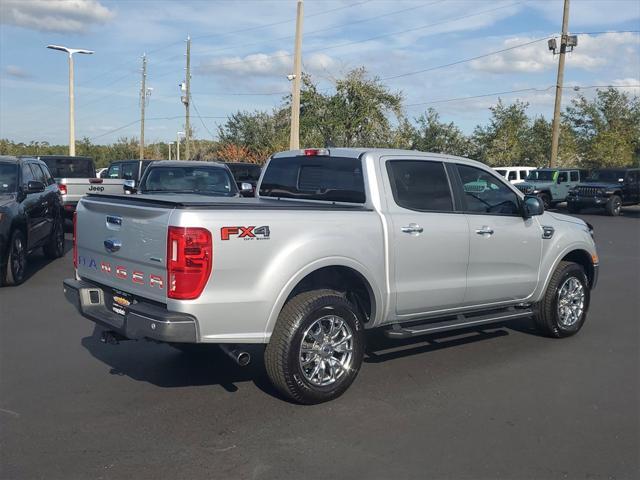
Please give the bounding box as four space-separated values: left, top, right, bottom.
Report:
384 159 469 316
455 164 542 305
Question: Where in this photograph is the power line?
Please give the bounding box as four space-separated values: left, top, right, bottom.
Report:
190 96 217 140
404 84 640 108
89 115 226 141
381 36 551 80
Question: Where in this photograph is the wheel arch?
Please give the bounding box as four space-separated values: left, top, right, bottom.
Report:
264 258 383 339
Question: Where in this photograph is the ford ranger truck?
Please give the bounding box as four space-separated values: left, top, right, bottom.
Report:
63 148 599 404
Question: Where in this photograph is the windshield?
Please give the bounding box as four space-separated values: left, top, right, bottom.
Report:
41 157 95 179
585 170 625 183
0 163 18 193
140 166 237 196
526 170 556 182
227 164 262 182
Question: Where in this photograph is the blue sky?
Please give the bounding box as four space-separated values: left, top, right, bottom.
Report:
1 0 639 145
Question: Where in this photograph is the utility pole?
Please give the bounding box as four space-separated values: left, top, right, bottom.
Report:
289 0 304 150
550 0 571 167
139 54 147 160
168 142 172 161
184 35 191 160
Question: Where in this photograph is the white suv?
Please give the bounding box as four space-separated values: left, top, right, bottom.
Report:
494 166 536 184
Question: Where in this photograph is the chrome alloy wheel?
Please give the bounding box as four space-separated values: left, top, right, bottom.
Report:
298 315 354 387
557 277 585 327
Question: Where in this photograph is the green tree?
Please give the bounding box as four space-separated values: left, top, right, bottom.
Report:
411 108 472 157
564 88 640 167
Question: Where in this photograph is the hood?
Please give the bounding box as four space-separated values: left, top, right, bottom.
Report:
547 211 586 227
0 193 16 209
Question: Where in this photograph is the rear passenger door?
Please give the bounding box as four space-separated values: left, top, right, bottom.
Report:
454 164 542 305
384 159 469 316
624 171 639 203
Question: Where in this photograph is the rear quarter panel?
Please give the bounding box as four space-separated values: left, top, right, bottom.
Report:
167 207 385 343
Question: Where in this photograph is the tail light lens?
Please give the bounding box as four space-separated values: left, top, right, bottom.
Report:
167 227 212 300
73 211 78 269
58 183 67 195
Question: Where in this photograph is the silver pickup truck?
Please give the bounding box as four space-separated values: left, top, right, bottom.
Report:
64 148 599 404
37 156 127 217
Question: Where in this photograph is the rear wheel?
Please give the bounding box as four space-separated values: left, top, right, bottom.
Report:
265 289 364 404
3 230 27 286
43 217 65 259
534 261 589 338
605 195 622 216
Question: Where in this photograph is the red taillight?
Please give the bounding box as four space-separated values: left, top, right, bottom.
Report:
167 227 212 300
58 183 67 195
73 211 78 269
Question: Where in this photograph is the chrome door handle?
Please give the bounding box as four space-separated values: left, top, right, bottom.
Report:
401 224 424 234
475 226 494 235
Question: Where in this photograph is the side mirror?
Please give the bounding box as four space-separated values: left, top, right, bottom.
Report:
26 180 46 194
240 182 254 196
522 194 544 218
123 179 137 194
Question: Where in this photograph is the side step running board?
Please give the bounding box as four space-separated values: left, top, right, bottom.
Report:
385 307 534 339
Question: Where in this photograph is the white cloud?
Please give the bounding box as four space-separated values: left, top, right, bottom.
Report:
470 32 640 74
0 0 114 33
3 65 31 79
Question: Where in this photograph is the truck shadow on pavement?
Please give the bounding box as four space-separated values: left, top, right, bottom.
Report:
81 326 280 397
81 318 539 399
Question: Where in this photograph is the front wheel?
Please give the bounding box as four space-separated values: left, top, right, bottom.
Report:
605 195 622 216
534 261 590 338
538 192 552 210
265 289 364 404
3 230 27 286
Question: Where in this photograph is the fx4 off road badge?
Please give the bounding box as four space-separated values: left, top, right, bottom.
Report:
221 226 270 241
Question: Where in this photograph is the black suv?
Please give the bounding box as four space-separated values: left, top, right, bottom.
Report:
567 168 640 216
0 156 65 285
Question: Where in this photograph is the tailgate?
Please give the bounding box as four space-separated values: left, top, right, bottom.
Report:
76 197 172 303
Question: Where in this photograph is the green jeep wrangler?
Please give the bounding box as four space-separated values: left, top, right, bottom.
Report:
516 168 589 209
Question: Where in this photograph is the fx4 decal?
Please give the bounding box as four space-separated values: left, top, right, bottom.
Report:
221 226 270 241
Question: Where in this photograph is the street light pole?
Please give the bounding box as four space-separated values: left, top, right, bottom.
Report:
177 132 185 161
47 45 94 157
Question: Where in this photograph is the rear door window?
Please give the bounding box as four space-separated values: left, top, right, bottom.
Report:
570 171 579 182
21 163 35 185
260 155 365 203
386 160 453 212
29 163 47 184
508 171 517 181
519 170 528 180
42 158 95 178
121 162 137 180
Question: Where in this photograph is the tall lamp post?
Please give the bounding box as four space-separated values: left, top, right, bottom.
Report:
47 44 94 156
176 132 185 161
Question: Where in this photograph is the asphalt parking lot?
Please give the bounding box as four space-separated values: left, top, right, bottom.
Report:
1 207 638 480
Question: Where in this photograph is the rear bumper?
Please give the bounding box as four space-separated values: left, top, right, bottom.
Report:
63 278 197 343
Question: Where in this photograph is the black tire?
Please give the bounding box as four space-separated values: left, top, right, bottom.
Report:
567 203 581 214
264 289 364 404
3 230 27 286
43 217 65 259
605 195 622 216
534 261 590 338
539 192 552 210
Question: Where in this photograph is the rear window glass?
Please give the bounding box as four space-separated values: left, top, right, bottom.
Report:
227 164 262 182
260 156 365 203
42 157 95 179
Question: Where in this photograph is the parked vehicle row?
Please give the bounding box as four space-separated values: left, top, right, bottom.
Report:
1 156 65 285
493 166 536 184
64 148 599 404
